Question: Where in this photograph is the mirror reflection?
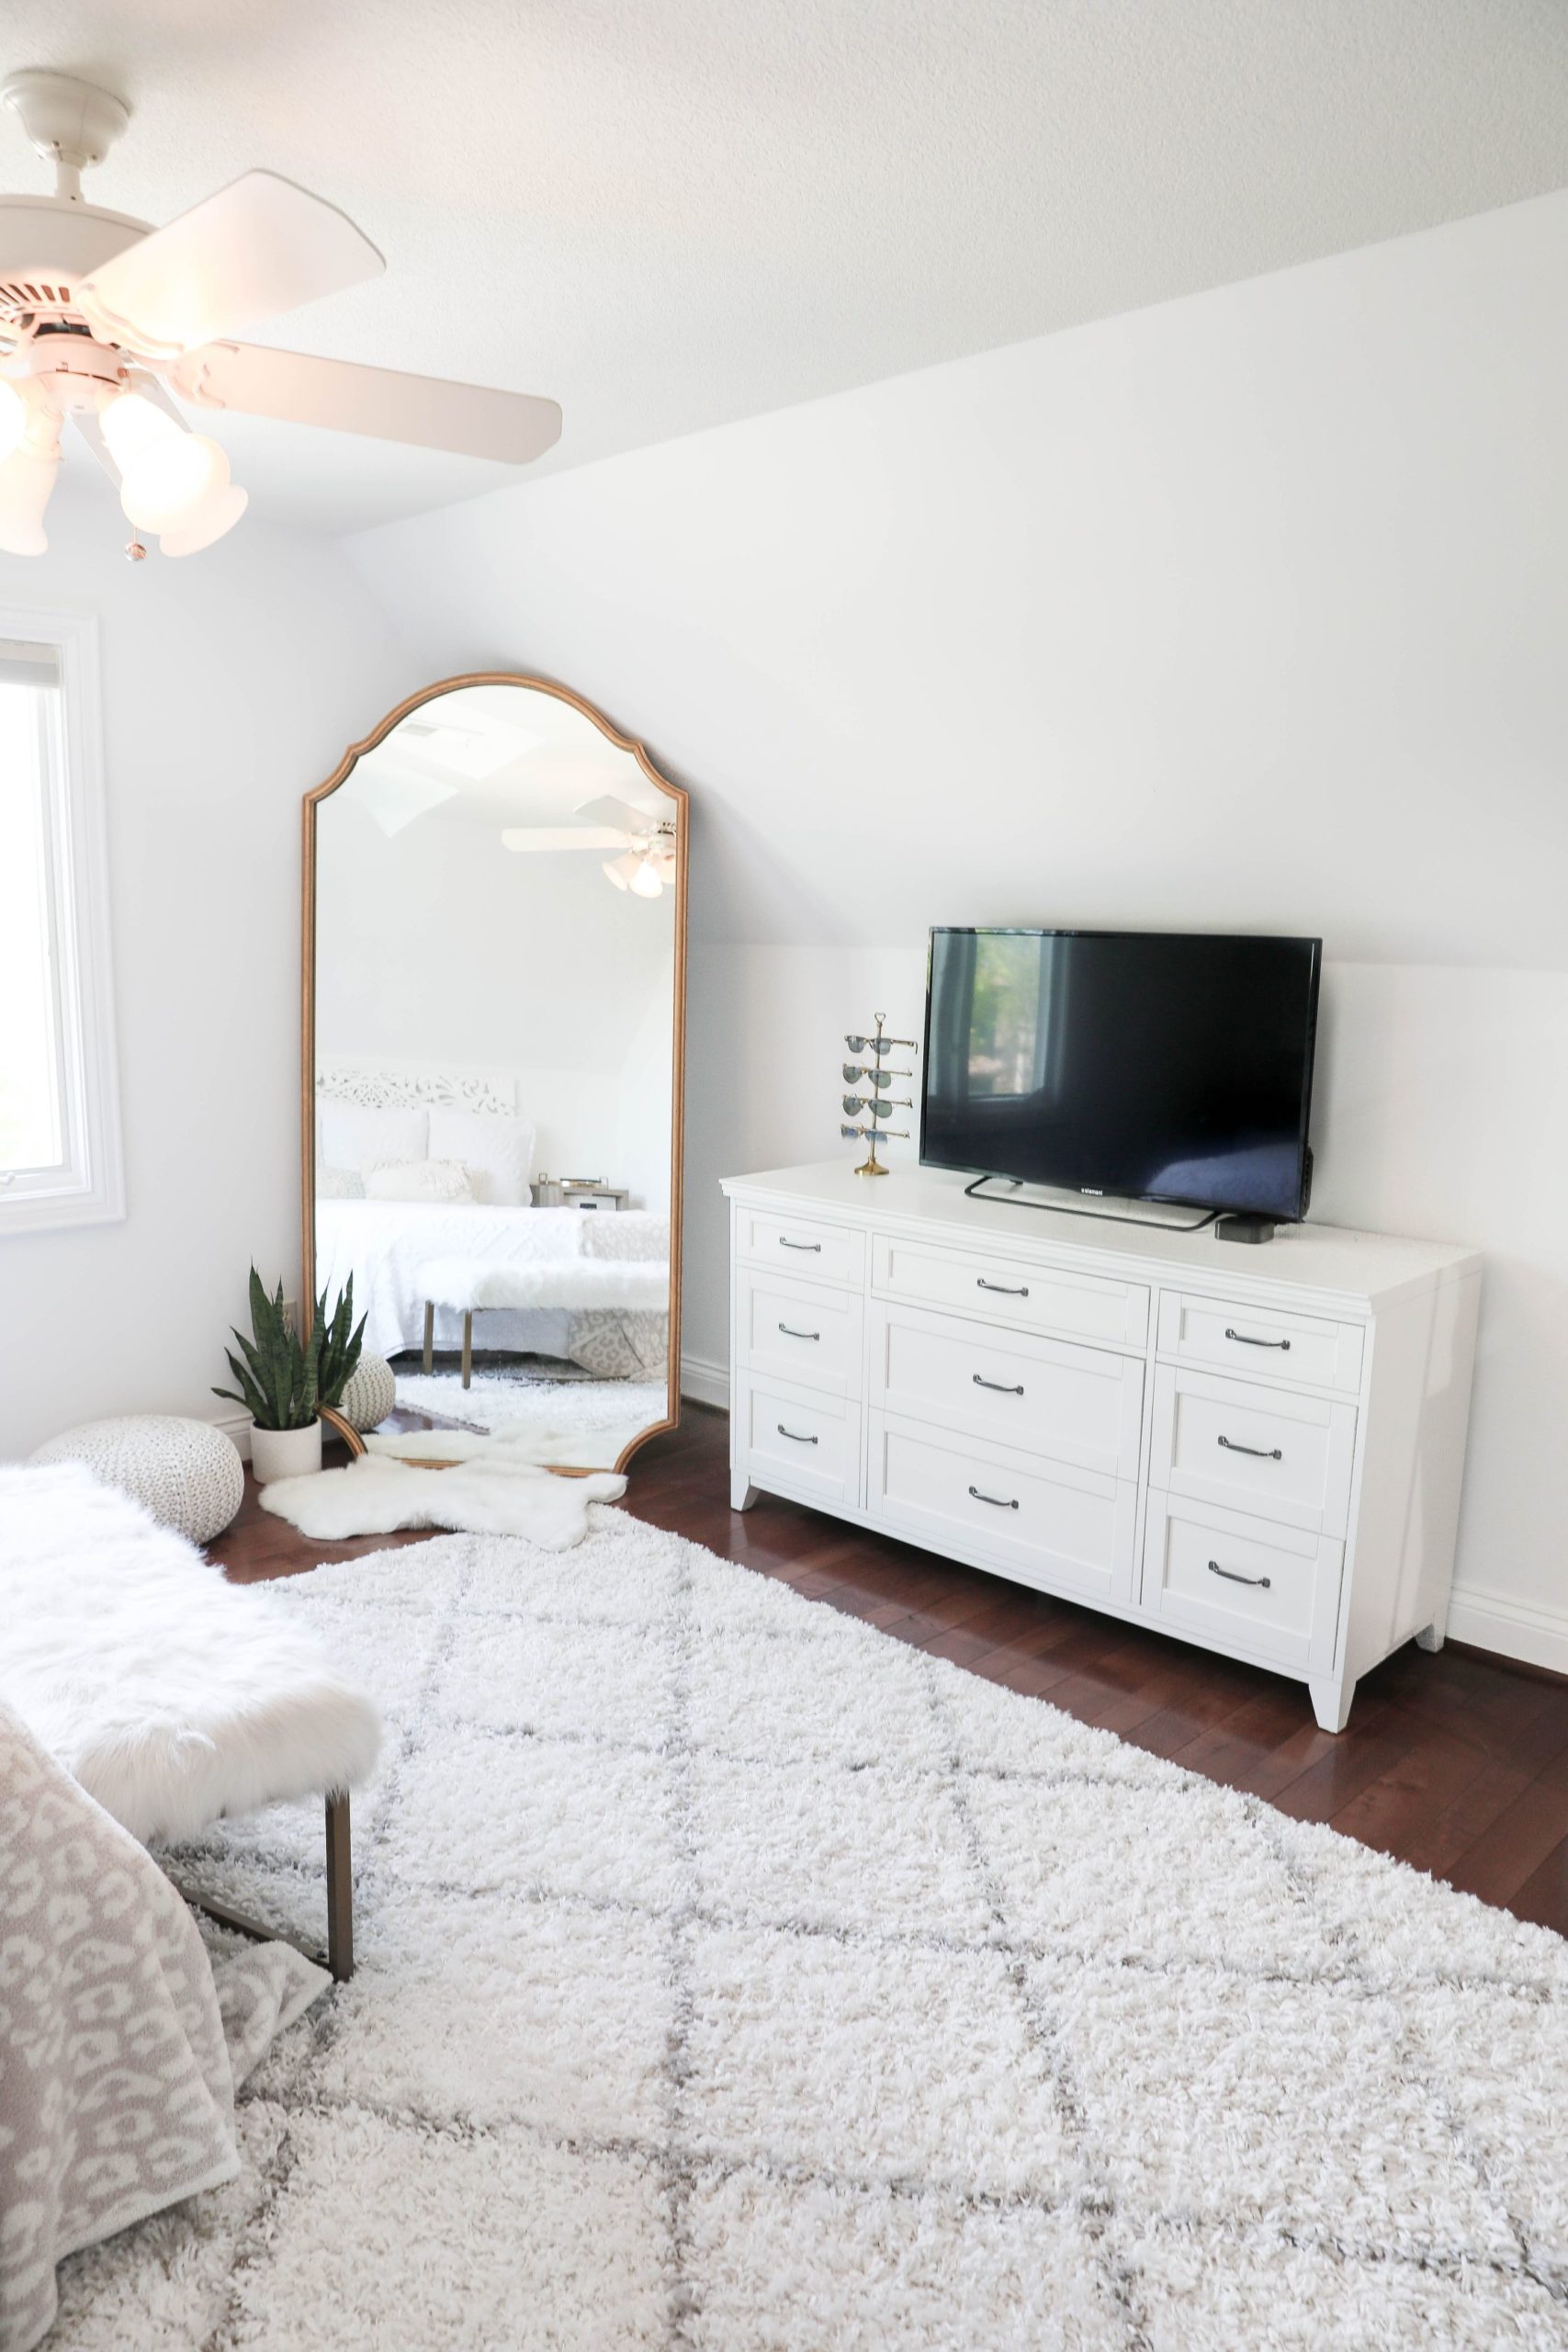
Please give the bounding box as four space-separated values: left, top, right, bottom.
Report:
310 678 682 1471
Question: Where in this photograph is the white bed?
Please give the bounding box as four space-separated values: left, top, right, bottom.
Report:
315 1197 671 1374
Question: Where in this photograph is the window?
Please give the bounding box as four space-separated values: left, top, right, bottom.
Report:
0 609 122 1234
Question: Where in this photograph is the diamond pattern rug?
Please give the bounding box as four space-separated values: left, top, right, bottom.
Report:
49 1513 1568 2349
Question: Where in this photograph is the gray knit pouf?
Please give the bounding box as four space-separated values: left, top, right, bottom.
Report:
337 1351 396 1433
30 1414 244 1543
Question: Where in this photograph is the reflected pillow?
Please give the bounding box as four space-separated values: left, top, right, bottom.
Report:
365 1159 474 1204
317 1164 365 1200
427 1107 536 1206
318 1101 429 1175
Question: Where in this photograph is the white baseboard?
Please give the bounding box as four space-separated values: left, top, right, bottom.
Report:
681 1352 729 1411
1448 1582 1568 1678
205 1407 252 1463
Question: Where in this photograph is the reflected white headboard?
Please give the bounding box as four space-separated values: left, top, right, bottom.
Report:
316 1058 517 1115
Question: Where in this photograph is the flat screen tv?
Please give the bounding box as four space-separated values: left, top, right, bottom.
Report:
921 928 1322 1222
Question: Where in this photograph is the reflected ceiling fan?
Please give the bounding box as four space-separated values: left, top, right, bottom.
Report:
502 793 679 899
0 69 561 557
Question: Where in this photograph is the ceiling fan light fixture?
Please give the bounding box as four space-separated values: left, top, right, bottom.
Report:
628 855 664 899
603 851 640 891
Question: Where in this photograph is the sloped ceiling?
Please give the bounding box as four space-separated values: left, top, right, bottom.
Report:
5 0 1568 531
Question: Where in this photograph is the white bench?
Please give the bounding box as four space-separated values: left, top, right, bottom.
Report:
0 1461 380 1980
418 1254 670 1385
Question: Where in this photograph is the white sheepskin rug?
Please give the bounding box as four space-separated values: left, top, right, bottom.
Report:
258 1450 626 1544
47 1513 1568 2350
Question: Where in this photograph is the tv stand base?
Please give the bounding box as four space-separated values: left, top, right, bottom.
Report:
1214 1213 1277 1244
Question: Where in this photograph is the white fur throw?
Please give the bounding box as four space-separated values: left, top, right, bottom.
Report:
417 1254 670 1313
0 1464 381 1846
259 1452 626 1544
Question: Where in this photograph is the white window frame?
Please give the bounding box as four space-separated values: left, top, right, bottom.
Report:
0 605 123 1235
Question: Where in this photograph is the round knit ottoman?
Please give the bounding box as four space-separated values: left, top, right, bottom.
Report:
30 1414 244 1544
337 1351 396 1433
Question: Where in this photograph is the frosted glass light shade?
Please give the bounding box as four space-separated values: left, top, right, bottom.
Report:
628 856 663 899
101 390 241 537
99 390 172 469
120 431 231 531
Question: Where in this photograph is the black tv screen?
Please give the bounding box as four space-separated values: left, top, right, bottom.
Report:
921 928 1322 1221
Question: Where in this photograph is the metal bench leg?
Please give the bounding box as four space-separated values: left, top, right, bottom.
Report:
171 1789 355 1984
325 1792 354 1982
423 1300 434 1374
461 1311 472 1388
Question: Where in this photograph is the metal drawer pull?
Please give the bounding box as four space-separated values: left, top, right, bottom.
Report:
778 1237 822 1252
977 1278 1030 1297
777 1424 819 1445
1224 1327 1291 1351
973 1374 1025 1396
1207 1558 1272 1589
1217 1435 1282 1461
969 1485 1020 1510
777 1322 820 1340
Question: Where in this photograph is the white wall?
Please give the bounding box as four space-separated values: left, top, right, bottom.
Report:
0 488 410 1459
345 186 1568 1669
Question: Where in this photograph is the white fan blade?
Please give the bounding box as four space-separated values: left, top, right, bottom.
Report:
574 793 661 831
71 408 120 486
170 341 561 464
77 171 383 356
502 826 629 854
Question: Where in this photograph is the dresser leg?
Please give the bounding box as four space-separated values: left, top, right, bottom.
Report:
1415 1615 1447 1653
1309 1675 1355 1735
730 1474 759 1511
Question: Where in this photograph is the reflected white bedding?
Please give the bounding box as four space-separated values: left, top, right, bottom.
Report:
315 1199 671 1360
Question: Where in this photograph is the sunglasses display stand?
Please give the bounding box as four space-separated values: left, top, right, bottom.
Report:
840 1011 918 1177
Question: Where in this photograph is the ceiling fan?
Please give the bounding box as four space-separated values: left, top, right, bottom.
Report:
0 69 561 558
502 794 679 899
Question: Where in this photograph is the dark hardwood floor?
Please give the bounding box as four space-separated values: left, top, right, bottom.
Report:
211 1400 1568 1939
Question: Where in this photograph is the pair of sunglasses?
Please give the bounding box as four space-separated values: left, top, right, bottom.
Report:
843 1032 916 1057
840 1123 910 1141
841 1063 909 1088
841 1093 911 1120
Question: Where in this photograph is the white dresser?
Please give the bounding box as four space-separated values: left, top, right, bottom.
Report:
721 1162 1482 1731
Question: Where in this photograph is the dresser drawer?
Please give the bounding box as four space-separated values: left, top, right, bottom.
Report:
1156 1291 1364 1395
1150 1366 1357 1536
873 1234 1148 1350
737 1206 866 1289
1142 1494 1344 1674
738 1375 859 1510
869 1299 1144 1480
868 1410 1137 1606
736 1270 863 1396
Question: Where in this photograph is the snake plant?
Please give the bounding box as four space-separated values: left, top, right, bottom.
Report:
214 1268 366 1430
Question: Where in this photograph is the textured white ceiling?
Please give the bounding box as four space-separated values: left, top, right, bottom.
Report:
6 0 1568 533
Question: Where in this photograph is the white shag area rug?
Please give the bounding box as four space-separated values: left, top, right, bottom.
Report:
390 1368 667 1465
50 1513 1568 2351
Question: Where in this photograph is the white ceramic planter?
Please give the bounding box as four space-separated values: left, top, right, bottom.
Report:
250 1419 323 1485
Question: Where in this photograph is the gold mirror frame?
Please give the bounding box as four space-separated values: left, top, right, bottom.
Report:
301 672 688 1476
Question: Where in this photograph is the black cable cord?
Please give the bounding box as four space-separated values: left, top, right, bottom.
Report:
962 1172 1219 1234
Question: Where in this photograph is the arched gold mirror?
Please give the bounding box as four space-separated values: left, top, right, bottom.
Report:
302 673 686 1474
